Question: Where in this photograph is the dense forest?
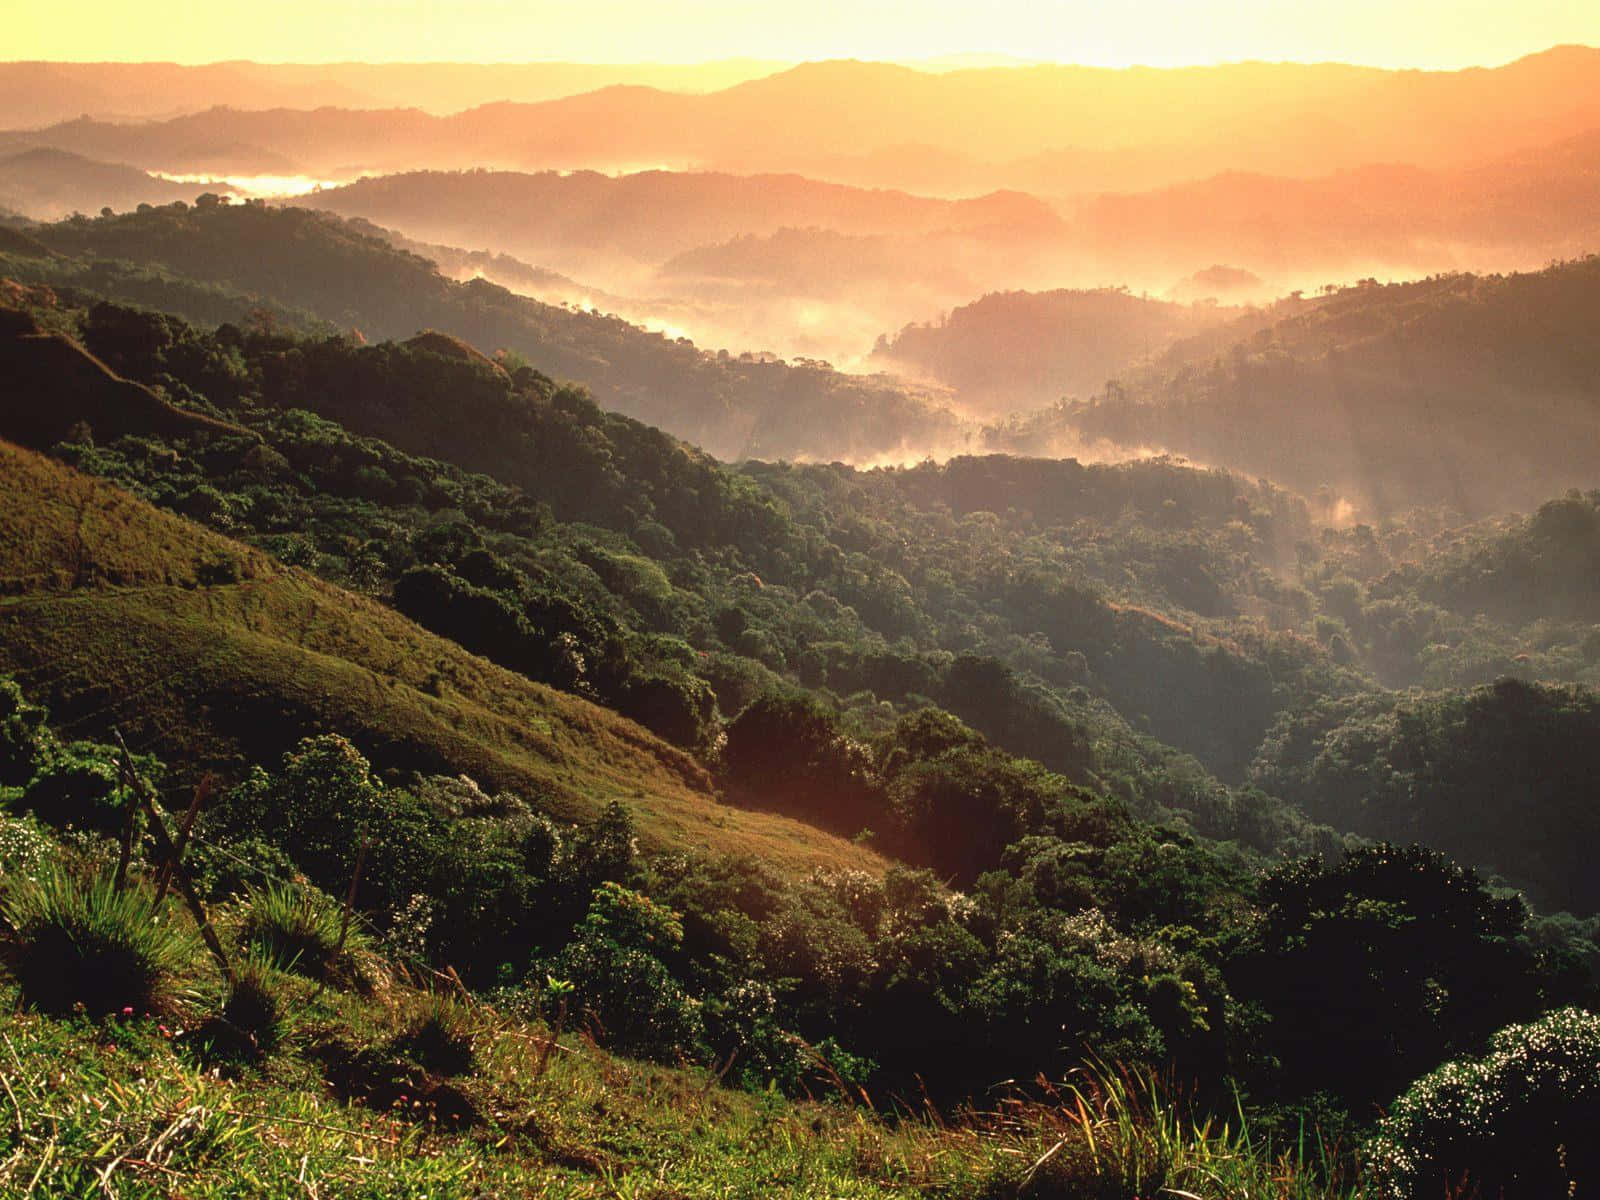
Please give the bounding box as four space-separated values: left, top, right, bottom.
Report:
2 192 1600 1195
995 258 1600 515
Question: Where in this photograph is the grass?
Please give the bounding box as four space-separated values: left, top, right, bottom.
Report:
966 1062 1361 1200
1 867 201 1016
391 992 476 1076
216 949 287 1054
237 883 367 984
0 833 1359 1199
0 437 887 878
0 977 1368 1200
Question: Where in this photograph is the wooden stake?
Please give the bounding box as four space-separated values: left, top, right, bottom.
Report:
113 733 233 985
153 776 211 905
332 836 371 965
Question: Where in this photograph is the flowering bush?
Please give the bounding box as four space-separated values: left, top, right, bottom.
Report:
1363 1006 1600 1198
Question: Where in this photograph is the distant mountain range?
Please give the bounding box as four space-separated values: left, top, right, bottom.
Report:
5 48 1600 194
0 60 789 127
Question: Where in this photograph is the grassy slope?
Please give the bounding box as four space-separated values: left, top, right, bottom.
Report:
0 995 943 1199
0 439 884 875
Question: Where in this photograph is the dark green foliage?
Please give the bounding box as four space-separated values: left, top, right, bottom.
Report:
18 740 131 834
220 735 386 890
1254 679 1600 913
2 868 201 1015
1228 844 1571 1108
0 675 51 787
1363 1007 1600 1200
722 693 880 834
549 881 704 1061
881 739 1082 886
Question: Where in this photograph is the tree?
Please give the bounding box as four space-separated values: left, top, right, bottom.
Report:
1229 844 1570 1107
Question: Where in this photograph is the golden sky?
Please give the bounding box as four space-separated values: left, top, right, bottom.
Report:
8 0 1600 68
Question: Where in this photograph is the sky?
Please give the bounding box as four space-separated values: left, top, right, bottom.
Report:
7 0 1599 68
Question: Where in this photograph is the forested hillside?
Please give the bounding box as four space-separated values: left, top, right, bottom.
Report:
5 250 1600 1196
6 201 964 462
872 287 1238 412
995 258 1600 516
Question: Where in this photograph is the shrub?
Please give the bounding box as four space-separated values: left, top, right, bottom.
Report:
2 869 201 1015
1363 1006 1600 1199
239 883 366 983
0 812 55 877
0 675 52 787
550 882 702 1061
192 950 288 1063
219 736 386 891
19 740 130 834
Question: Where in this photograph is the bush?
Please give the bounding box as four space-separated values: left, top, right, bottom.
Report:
2 869 202 1015
19 740 131 834
239 883 366 983
550 882 702 1061
1363 1006 1600 1199
0 675 52 787
0 812 55 877
219 736 387 891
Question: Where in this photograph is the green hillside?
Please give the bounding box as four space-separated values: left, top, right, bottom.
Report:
996 258 1600 516
9 200 965 463
0 437 884 877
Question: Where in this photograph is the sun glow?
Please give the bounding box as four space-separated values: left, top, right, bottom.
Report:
7 0 1600 70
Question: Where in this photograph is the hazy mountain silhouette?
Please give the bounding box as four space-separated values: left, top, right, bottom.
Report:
0 147 194 218
992 258 1600 516
0 60 787 127
7 48 1600 193
872 289 1242 414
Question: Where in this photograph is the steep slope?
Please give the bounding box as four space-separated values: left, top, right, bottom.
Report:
0 306 249 447
0 438 884 875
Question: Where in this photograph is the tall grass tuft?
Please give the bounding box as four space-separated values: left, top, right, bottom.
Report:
392 993 476 1076
238 883 366 984
222 950 288 1052
2 867 202 1016
980 1060 1358 1200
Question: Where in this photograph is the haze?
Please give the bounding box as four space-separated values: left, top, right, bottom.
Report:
3 12 1600 520
11 0 1600 68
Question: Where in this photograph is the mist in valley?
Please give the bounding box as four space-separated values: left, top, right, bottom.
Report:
9 11 1600 1194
